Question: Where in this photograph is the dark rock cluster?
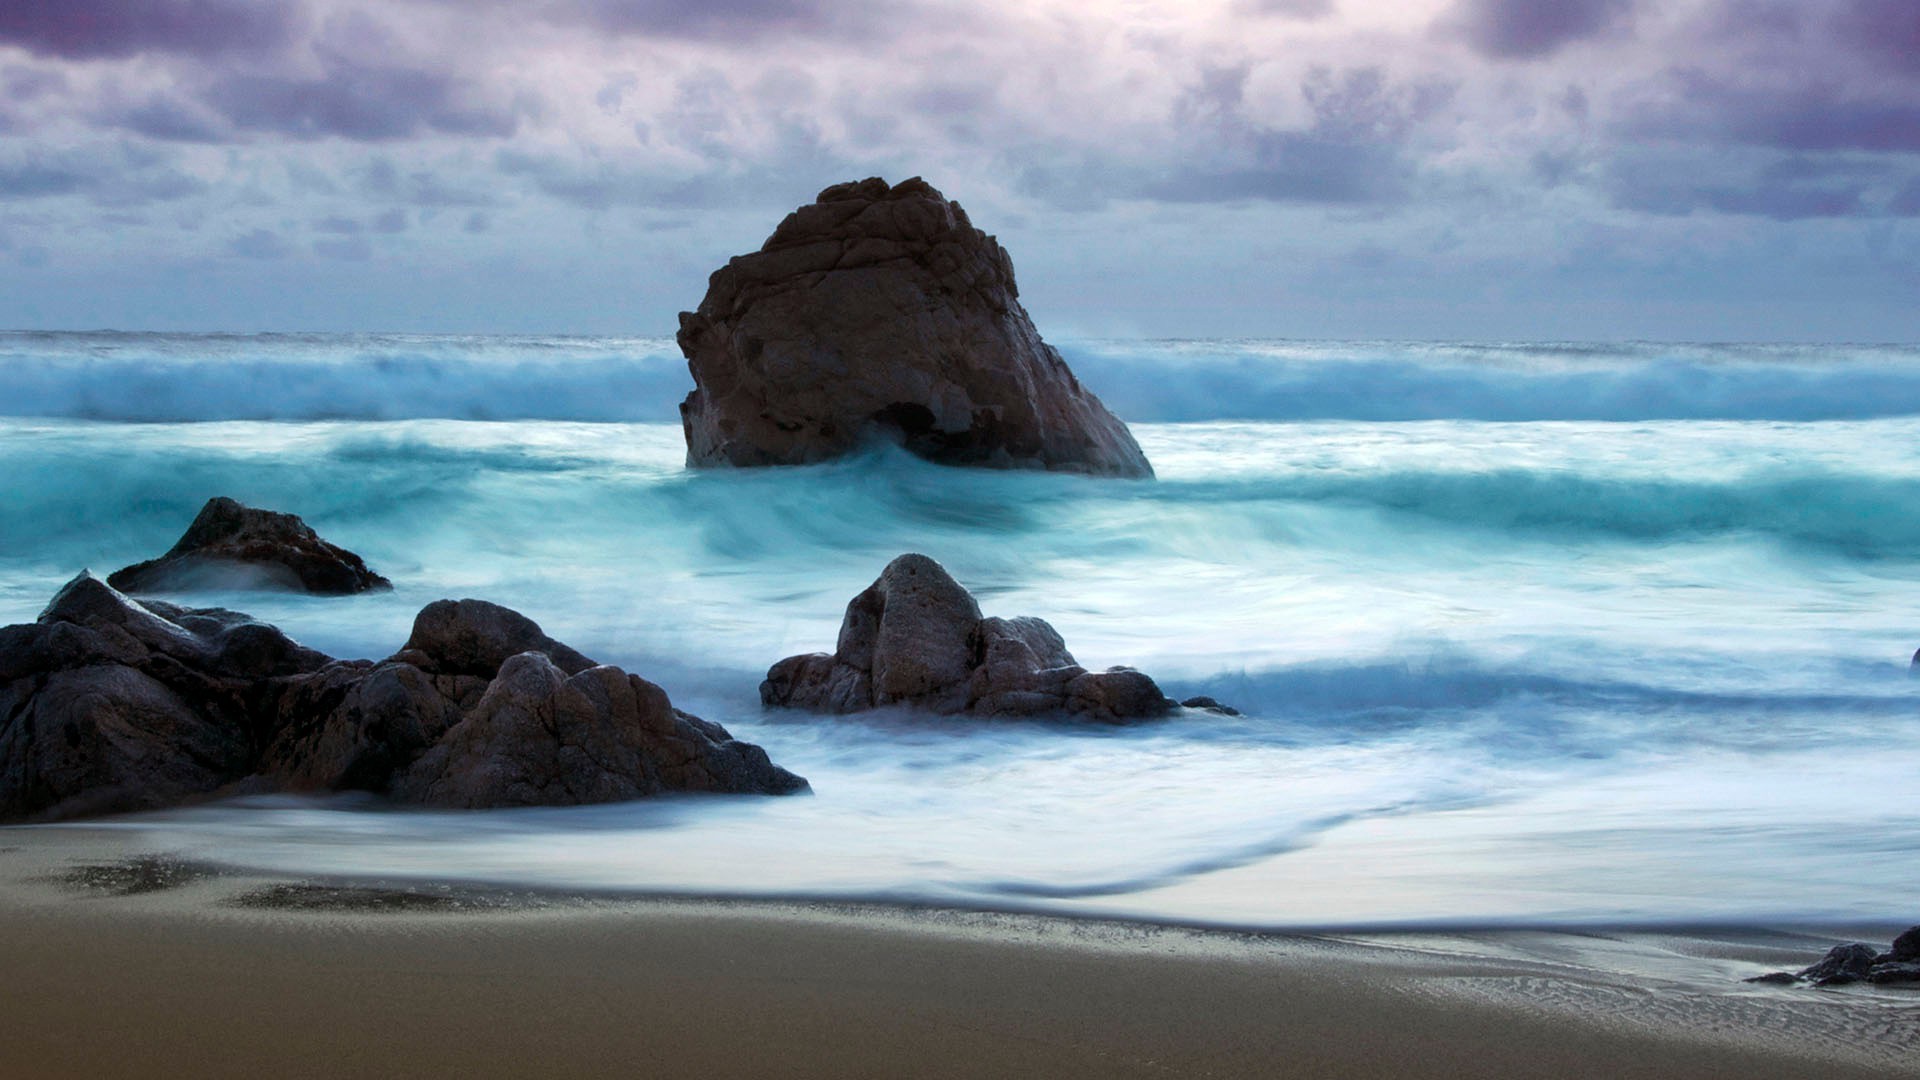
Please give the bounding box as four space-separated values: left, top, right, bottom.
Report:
0 573 806 822
761 553 1195 722
109 497 390 595
1746 926 1920 987
677 177 1153 478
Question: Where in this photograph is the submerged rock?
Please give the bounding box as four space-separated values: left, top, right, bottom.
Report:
677 176 1152 478
0 573 806 821
761 553 1187 722
108 497 391 595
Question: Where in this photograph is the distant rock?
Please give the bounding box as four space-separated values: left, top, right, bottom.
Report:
762 553 1192 722
108 497 391 595
677 176 1153 478
0 574 806 821
1744 928 1920 988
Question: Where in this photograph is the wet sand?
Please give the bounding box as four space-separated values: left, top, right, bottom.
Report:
0 827 1913 1080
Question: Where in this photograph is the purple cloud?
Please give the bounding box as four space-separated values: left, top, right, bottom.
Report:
1631 73 1920 155
1831 0 1920 77
1447 0 1636 59
205 63 518 142
0 0 300 60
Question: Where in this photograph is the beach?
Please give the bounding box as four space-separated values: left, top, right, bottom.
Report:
0 826 1912 1079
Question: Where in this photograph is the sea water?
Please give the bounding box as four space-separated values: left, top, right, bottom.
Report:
3 331 1919 928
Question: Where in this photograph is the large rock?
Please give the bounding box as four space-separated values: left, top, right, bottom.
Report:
109 497 391 595
0 574 806 821
761 553 1178 722
676 177 1153 478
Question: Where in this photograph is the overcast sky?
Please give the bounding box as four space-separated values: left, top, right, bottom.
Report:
0 0 1915 341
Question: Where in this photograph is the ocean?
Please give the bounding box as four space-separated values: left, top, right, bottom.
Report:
4 330 1919 928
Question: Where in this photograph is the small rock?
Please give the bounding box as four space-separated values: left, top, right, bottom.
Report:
1743 971 1801 985
1180 695 1241 716
762 553 1175 722
108 497 391 595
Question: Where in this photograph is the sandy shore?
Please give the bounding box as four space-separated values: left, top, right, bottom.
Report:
0 827 1913 1079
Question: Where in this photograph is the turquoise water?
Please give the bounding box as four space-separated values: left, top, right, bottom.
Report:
4 333 1920 927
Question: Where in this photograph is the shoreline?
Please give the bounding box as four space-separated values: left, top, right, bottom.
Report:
1 826 1914 1078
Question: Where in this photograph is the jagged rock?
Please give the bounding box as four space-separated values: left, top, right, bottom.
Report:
0 573 806 821
761 553 1177 722
108 497 391 595
0 572 330 820
396 653 806 808
676 176 1153 478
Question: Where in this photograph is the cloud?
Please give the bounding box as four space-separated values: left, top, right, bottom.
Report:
1445 0 1636 59
1140 67 1449 206
205 63 519 142
1830 0 1920 78
0 161 83 198
1608 156 1920 219
1236 0 1335 18
1629 73 1920 155
229 228 292 258
550 0 877 42
0 0 301 60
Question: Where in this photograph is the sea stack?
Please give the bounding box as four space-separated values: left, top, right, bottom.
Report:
676 177 1153 478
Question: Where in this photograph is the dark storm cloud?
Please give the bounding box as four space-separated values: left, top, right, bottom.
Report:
1630 73 1920 155
205 62 519 142
0 0 301 61
1829 0 1920 78
1446 0 1636 59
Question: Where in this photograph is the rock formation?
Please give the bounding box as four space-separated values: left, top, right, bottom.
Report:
109 496 391 595
0 573 806 822
1744 926 1920 986
761 553 1185 722
676 177 1153 478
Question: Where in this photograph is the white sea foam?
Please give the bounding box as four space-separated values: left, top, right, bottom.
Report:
4 338 1920 926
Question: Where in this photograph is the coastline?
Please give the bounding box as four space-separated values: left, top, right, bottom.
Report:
1 826 1913 1079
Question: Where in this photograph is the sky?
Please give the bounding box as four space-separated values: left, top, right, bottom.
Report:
0 0 1916 341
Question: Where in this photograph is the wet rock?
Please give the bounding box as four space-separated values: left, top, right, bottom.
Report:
1867 962 1920 985
399 598 596 679
1799 942 1879 986
0 573 807 821
677 177 1152 478
108 497 391 595
1891 925 1920 961
396 653 807 807
762 553 1176 722
1180 695 1241 716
